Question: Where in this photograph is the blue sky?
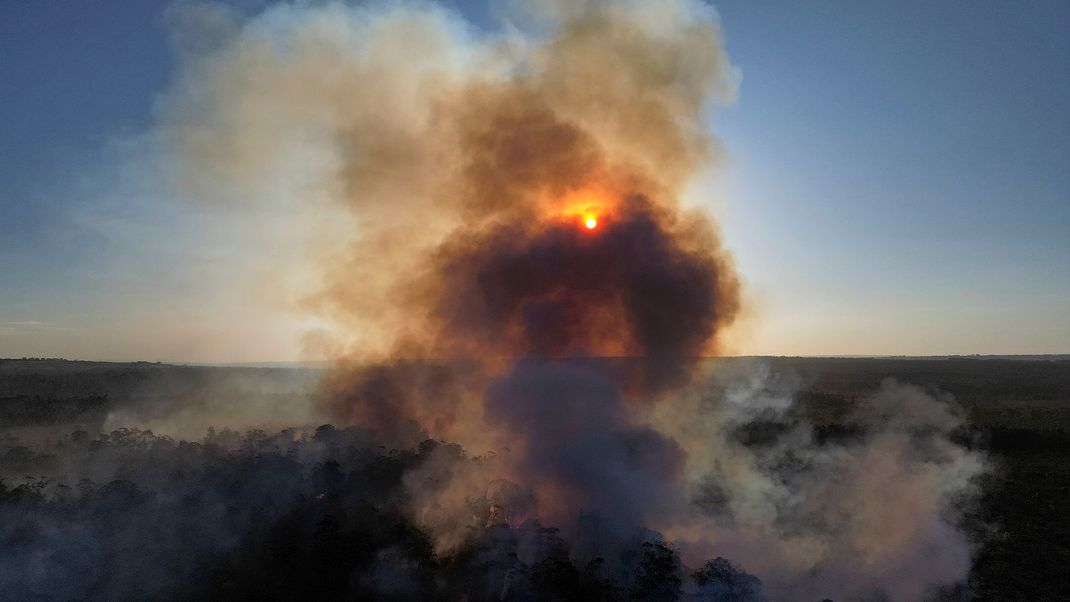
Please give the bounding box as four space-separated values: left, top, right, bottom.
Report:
1 0 1067 360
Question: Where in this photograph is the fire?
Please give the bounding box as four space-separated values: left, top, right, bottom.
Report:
584 215 598 230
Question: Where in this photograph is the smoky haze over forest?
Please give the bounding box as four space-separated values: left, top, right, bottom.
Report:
1 357 1004 600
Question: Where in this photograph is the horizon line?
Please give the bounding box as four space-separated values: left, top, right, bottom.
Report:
2 353 1068 368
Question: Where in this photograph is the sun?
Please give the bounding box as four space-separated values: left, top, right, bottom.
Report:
584 215 598 230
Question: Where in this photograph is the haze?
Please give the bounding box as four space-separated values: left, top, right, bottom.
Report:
1 0 1067 362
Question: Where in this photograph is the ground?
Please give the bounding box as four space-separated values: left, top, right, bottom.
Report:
1 356 1067 600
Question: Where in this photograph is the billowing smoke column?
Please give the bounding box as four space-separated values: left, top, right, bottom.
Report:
289 0 744 552
149 0 987 599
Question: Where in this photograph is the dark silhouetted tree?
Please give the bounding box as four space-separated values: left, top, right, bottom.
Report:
630 542 683 601
692 557 764 601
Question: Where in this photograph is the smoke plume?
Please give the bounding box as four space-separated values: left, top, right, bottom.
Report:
167 0 745 548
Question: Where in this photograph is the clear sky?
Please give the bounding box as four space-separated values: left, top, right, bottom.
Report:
1 0 1067 361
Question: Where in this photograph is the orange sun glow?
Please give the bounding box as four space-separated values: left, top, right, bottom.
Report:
584 215 598 230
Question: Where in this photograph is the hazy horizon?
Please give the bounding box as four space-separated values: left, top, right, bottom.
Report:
3 354 1068 368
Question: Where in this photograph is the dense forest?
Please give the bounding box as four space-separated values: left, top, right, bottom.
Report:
1 357 1067 600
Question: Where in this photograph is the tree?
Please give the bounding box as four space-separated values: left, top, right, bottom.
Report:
692 557 764 601
630 542 683 601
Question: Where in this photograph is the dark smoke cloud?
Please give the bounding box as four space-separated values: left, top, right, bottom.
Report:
484 357 688 531
433 195 736 391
